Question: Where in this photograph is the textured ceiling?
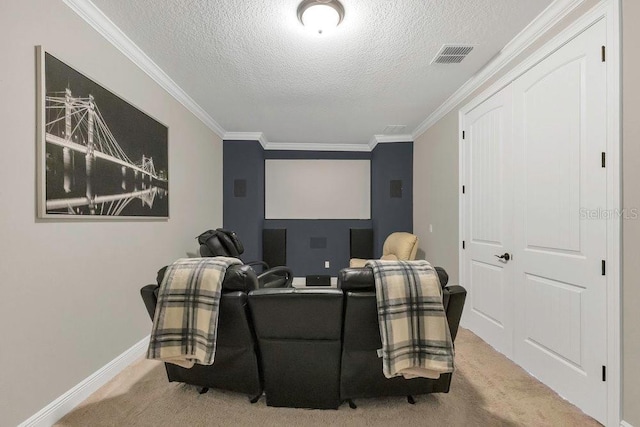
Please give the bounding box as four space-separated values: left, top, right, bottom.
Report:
90 0 554 146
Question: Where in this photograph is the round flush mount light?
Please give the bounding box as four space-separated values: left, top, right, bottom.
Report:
297 0 345 34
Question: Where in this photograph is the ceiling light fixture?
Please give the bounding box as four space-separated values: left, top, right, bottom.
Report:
297 0 345 35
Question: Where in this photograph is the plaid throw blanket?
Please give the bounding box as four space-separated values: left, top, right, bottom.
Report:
366 259 454 379
147 257 242 368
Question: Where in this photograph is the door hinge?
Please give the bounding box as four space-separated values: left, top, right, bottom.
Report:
601 260 606 276
601 45 606 62
602 152 606 168
602 365 607 381
462 241 466 250
462 185 466 194
462 130 466 139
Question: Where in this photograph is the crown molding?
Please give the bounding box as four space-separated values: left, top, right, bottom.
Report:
225 134 412 152
265 142 372 152
66 0 575 150
368 134 414 150
223 132 268 148
62 0 226 139
411 0 586 140
225 132 375 152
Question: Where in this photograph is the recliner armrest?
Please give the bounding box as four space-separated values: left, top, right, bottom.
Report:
434 266 449 286
223 264 259 292
443 285 467 341
338 267 375 291
257 266 293 288
140 284 159 320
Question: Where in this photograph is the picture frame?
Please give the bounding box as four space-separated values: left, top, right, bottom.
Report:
36 46 169 219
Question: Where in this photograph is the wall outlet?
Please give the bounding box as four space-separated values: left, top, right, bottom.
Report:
429 224 433 233
324 261 330 269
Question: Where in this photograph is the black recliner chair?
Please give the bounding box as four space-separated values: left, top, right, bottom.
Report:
197 228 293 288
140 264 263 400
337 266 467 407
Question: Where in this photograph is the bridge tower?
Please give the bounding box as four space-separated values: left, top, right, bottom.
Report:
63 88 73 193
86 94 96 213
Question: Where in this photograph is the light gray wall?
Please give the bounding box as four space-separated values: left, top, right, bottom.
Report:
622 0 640 425
414 0 640 425
413 111 459 282
0 1 223 425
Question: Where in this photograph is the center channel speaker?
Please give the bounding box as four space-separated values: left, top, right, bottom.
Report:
263 228 286 268
306 275 331 286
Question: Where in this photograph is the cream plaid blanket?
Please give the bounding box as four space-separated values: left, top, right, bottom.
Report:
147 257 242 368
366 259 454 379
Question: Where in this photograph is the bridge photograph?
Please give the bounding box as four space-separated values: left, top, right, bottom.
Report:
38 50 169 218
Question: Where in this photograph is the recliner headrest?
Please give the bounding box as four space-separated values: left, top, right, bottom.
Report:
196 229 244 257
215 228 243 257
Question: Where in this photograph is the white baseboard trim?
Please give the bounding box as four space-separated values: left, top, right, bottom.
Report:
621 421 635 427
19 335 150 427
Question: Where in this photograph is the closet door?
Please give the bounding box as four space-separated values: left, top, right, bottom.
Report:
511 19 607 423
461 85 514 358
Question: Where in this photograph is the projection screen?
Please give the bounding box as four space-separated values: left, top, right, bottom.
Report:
265 159 371 219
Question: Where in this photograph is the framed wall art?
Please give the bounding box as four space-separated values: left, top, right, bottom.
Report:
36 46 169 219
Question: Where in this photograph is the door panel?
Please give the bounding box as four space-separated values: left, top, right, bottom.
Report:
512 20 607 423
462 85 513 357
470 107 504 245
470 260 505 327
462 20 608 424
523 274 584 369
523 58 583 253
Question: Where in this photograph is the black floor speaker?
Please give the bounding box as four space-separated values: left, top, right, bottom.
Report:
263 228 286 268
350 228 374 260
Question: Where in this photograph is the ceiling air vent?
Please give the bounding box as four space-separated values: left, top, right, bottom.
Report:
431 45 474 64
382 125 407 135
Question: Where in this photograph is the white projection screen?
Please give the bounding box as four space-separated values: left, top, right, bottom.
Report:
265 159 371 219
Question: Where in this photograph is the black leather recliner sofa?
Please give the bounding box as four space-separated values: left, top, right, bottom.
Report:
337 267 467 407
140 265 467 409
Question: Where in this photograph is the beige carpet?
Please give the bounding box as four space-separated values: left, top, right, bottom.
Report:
56 328 600 426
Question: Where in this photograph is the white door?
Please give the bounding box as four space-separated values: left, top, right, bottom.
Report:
462 20 608 423
511 19 607 423
462 85 514 358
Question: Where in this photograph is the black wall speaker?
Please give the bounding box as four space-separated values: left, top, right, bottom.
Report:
390 179 403 198
263 228 286 267
234 179 247 197
350 228 374 260
310 237 327 249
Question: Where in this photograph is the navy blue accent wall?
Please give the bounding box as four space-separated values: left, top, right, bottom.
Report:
264 219 372 276
222 142 413 276
223 141 264 263
371 142 413 257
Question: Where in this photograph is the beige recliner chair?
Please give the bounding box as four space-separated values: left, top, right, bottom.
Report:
349 232 419 268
